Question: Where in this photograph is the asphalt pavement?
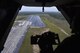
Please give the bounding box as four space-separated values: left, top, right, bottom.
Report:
1 15 45 53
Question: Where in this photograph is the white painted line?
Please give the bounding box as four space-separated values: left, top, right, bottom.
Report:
52 23 70 36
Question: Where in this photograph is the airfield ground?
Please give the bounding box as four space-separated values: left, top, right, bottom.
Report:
18 13 71 53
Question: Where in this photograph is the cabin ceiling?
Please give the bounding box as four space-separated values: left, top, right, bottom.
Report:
15 0 75 6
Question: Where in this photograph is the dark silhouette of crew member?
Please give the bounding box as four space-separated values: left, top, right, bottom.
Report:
54 10 80 53
38 31 57 53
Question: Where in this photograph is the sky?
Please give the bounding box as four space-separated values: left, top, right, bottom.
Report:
20 6 59 12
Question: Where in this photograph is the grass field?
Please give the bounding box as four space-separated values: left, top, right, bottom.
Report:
19 28 48 53
18 14 71 53
40 15 70 41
